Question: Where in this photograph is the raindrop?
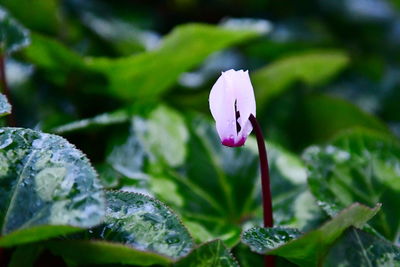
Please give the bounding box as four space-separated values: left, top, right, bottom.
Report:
165 235 180 244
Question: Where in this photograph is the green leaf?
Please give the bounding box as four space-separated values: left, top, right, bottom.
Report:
52 109 130 134
105 105 188 181
0 127 105 247
133 105 189 167
46 240 173 267
150 115 259 246
0 0 60 34
0 93 11 116
86 23 259 101
242 227 302 254
302 95 389 142
0 225 81 247
266 142 319 229
232 243 264 267
0 6 29 54
324 228 400 267
9 243 43 267
149 114 311 246
304 128 400 241
73 109 312 246
22 33 84 74
174 240 239 267
266 203 380 267
88 191 194 259
252 51 349 107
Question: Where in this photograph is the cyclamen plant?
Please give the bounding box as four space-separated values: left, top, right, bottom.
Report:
209 69 274 267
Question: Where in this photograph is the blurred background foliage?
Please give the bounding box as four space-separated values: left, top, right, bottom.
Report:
1 0 400 265
3 0 400 150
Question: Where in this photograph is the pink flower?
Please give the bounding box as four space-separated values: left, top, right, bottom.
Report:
209 69 256 147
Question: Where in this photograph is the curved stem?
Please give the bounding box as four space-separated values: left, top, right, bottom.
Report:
249 114 275 267
249 114 273 227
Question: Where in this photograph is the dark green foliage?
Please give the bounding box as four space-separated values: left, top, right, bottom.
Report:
0 0 399 266
174 240 239 267
0 6 29 54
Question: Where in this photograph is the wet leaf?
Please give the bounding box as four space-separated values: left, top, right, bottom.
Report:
0 6 30 54
0 128 105 247
56 110 315 247
252 51 349 107
324 228 400 267
0 93 11 117
174 240 239 267
88 191 194 259
86 23 259 101
304 128 400 241
242 227 302 254
46 240 173 267
266 203 380 266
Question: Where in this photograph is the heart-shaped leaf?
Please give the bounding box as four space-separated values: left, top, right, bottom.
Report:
88 191 194 259
48 191 194 266
0 128 105 247
304 128 400 241
263 203 380 266
324 228 400 266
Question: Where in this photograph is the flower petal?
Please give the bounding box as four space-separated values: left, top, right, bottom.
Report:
209 72 237 144
209 69 256 147
234 70 256 139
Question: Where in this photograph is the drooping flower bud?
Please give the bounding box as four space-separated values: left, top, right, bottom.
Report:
209 69 256 147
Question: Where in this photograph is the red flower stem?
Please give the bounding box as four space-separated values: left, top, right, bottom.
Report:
0 55 15 126
249 114 273 227
249 114 275 267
